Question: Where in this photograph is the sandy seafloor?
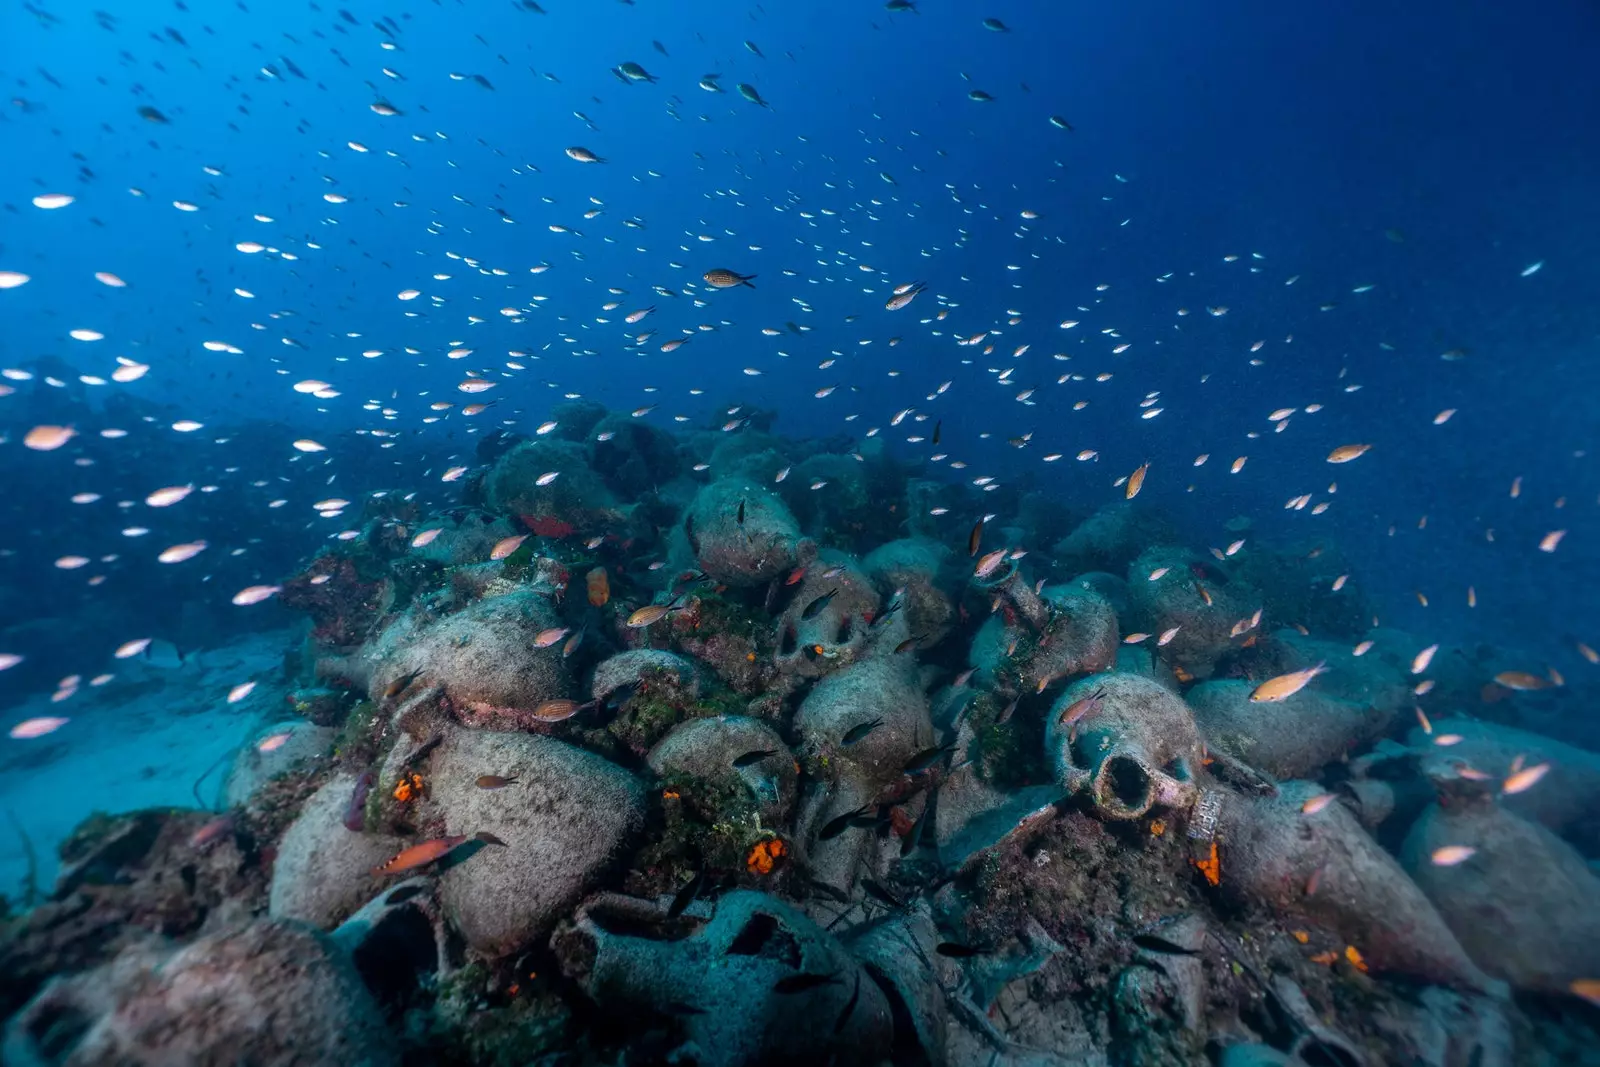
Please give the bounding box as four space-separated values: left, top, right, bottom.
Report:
0 630 292 897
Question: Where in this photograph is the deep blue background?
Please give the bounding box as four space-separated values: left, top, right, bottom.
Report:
2 0 1598 685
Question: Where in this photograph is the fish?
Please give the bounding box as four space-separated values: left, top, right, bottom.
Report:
1301 793 1335 815
968 88 994 102
736 498 746 527
586 567 610 607
903 742 958 774
490 534 528 560
704 268 757 288
974 547 1009 579
1502 763 1550 795
1057 687 1107 730
563 628 585 659
375 834 470 875
1049 114 1075 131
1430 845 1477 867
8 717 68 739
533 627 570 649
736 83 769 107
564 146 605 163
818 804 874 840
475 775 519 789
344 770 375 831
531 698 596 722
1493 670 1553 691
842 717 885 745
667 868 706 919
257 730 295 753
801 588 839 620
982 16 1011 31
732 749 780 768
1249 662 1328 702
384 667 425 701
627 596 683 627
968 517 985 556
188 814 235 849
1326 444 1372 464
885 281 926 310
774 972 840 995
1126 462 1149 499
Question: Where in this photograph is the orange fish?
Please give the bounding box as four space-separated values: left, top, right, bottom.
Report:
1300 793 1335 815
375 834 469 874
375 831 506 875
1430 845 1477 866
1125 462 1149 500
1493 670 1552 691
1502 762 1551 795
586 566 610 607
1249 662 1328 703
1057 686 1107 736
490 534 528 561
1572 978 1600 1007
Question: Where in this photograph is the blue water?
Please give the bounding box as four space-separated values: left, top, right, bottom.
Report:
3 0 1600 1056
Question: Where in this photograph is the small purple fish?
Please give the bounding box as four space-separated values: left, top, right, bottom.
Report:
344 769 375 832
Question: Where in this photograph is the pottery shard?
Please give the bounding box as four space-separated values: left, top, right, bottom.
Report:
269 773 405 929
429 730 645 957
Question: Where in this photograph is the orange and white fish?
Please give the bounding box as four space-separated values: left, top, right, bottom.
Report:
1249 662 1328 703
1502 762 1550 795
1430 845 1476 867
490 534 528 560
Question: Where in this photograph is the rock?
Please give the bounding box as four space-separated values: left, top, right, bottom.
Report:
329 878 444 1012
1046 672 1203 821
483 438 620 537
223 721 334 807
428 729 645 957
648 714 797 827
1407 716 1600 855
591 648 706 755
365 589 573 728
590 648 701 704
1218 1045 1297 1067
774 551 880 678
568 890 893 1067
1052 503 1178 577
406 513 522 567
1401 779 1600 995
269 773 405 929
1125 546 1261 681
685 477 811 587
966 582 1118 696
861 537 955 648
1187 678 1391 780
1 919 398 1067
589 413 682 498
842 903 950 1065
1216 779 1504 995
792 655 933 892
